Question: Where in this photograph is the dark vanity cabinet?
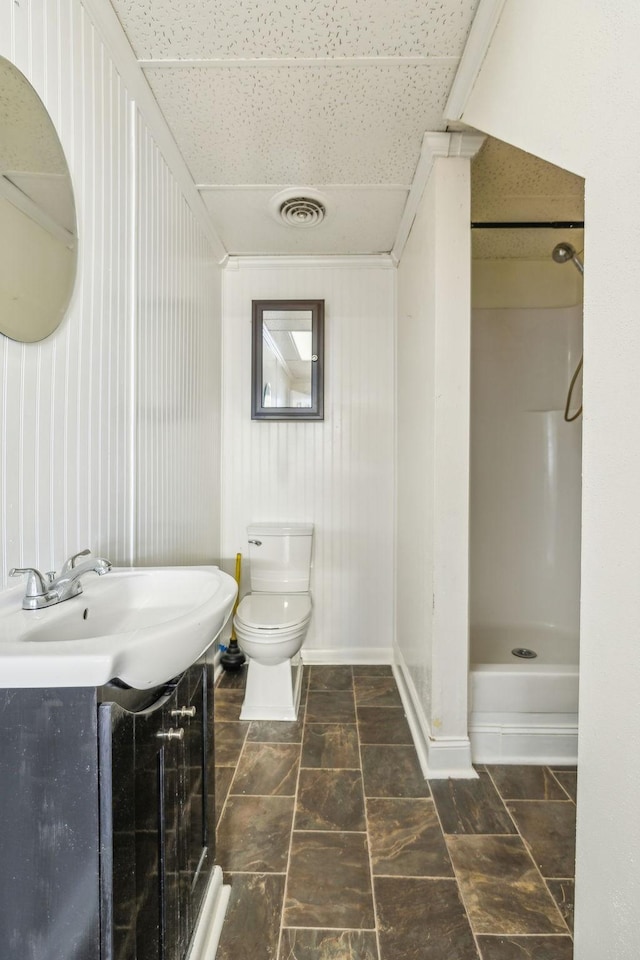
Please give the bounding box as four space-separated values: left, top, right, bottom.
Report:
0 657 216 960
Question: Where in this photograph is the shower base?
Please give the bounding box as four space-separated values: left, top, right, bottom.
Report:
469 624 579 764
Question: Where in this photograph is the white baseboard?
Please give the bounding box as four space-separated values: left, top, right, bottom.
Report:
301 647 393 665
186 866 230 960
393 648 477 780
469 715 578 764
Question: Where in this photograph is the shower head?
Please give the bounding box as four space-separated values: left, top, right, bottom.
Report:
552 242 584 275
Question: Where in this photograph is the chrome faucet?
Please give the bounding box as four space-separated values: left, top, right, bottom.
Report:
10 549 112 610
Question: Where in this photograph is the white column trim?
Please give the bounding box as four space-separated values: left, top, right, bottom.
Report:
393 645 477 779
391 132 485 265
80 0 228 264
443 0 508 121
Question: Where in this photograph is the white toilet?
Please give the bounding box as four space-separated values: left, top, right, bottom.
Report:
234 522 313 721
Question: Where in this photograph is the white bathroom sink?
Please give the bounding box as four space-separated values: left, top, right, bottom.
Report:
0 566 237 689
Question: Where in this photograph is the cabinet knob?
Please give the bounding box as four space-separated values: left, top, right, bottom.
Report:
157 727 185 741
171 706 196 718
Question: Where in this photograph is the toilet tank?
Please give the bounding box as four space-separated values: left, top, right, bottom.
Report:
247 523 314 593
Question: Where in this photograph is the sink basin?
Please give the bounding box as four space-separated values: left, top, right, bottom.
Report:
0 566 237 688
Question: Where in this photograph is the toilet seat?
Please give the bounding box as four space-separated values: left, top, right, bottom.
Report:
235 593 311 631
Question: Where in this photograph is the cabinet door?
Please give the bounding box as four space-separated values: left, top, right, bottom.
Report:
178 664 209 944
101 660 214 960
0 688 101 960
133 682 183 960
98 701 136 960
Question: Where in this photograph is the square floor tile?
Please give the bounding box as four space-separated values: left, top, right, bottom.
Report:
217 873 285 960
279 928 378 960
447 835 567 935
215 721 250 766
216 796 294 873
295 768 366 831
215 689 245 721
284 832 375 928
506 801 576 878
354 675 403 707
357 707 413 744
431 772 516 835
374 876 478 960
367 798 453 877
231 742 300 797
301 723 360 769
352 665 393 676
361 744 430 798
306 690 356 723
247 719 304 743
553 770 577 802
477 935 573 960
487 765 567 801
546 879 574 932
307 666 354 691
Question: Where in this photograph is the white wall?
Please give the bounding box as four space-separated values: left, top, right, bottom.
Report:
135 124 222 564
0 0 223 584
221 257 395 662
395 152 475 777
462 2 640 955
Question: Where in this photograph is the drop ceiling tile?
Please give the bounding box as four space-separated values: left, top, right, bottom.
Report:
113 0 479 60
472 138 584 213
471 138 585 257
201 186 408 254
144 63 456 183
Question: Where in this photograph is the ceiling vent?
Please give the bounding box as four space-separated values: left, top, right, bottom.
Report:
269 188 328 228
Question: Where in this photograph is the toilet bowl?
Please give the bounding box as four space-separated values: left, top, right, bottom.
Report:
234 523 313 721
234 594 312 665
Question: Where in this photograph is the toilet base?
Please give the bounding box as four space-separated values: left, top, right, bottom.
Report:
239 655 303 721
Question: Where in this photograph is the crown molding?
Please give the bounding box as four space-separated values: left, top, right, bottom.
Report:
444 0 508 121
423 131 487 161
225 254 395 271
391 131 485 264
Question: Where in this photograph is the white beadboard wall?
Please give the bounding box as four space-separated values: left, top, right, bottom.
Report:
221 258 395 661
135 124 222 564
0 0 223 585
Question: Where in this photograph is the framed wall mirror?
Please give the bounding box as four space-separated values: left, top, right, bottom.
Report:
251 299 324 420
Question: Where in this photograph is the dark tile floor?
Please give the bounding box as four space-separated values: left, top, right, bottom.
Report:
214 665 576 960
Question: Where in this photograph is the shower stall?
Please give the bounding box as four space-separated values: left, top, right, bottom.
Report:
468 239 583 763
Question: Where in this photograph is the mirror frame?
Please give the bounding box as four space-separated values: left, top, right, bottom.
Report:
251 299 324 421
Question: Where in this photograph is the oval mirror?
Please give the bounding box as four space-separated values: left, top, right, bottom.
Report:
0 56 77 342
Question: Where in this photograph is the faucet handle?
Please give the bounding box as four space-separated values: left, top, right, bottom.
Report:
9 567 49 598
60 548 91 575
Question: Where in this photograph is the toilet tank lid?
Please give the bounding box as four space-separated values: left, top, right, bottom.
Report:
247 522 314 537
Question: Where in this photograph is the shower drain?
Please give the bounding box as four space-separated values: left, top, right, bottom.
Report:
512 647 538 659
